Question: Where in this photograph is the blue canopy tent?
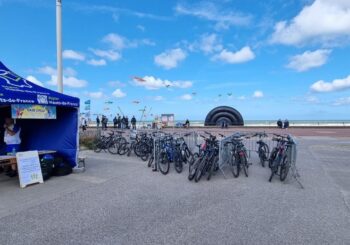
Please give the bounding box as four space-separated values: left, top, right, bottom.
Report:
0 61 80 166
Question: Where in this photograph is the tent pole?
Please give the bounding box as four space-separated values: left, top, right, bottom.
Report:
56 0 63 93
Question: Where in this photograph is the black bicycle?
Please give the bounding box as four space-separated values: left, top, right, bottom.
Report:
253 132 269 167
269 134 294 182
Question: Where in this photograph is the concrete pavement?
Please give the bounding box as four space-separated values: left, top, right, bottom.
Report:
0 137 349 245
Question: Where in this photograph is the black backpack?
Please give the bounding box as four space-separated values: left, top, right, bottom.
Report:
52 157 72 176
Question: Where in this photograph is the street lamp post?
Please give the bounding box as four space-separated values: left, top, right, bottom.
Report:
56 0 63 93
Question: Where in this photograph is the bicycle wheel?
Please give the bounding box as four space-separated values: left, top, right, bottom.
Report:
141 153 149 162
279 156 290 181
118 143 129 155
174 153 183 173
269 156 280 182
230 154 239 178
127 145 132 157
259 144 269 167
148 155 154 168
188 157 200 181
241 154 248 177
195 160 207 182
158 152 170 175
108 141 119 155
207 156 218 181
268 148 278 168
93 139 102 153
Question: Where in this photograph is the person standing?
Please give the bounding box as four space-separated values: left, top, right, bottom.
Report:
117 114 121 129
113 116 117 128
96 116 100 128
121 116 125 129
3 118 21 177
81 118 87 131
126 116 129 129
104 116 108 130
131 116 137 130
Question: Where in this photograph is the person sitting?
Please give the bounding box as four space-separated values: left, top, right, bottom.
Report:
277 119 283 129
185 119 190 128
3 118 21 177
284 119 290 129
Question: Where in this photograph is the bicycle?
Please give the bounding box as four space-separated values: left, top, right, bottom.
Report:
253 132 269 167
225 134 249 178
268 134 294 182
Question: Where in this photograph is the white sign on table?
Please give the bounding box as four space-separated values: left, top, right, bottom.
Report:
16 151 44 188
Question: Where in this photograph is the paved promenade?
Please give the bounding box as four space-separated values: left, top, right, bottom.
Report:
0 136 349 245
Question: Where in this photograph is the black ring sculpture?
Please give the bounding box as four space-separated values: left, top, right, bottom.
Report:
205 106 244 126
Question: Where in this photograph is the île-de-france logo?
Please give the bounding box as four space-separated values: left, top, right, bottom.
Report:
0 69 32 88
37 95 48 104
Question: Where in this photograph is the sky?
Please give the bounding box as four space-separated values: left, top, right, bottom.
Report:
0 0 350 120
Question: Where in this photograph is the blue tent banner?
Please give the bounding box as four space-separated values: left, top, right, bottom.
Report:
11 104 57 119
0 62 79 107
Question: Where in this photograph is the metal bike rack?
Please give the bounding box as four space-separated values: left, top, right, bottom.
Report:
217 131 303 188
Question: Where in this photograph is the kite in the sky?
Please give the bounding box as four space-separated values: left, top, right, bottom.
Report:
105 101 113 104
192 92 197 96
227 93 232 96
132 76 146 82
132 100 140 104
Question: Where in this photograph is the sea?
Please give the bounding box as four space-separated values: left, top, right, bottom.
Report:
187 120 350 127
89 120 350 127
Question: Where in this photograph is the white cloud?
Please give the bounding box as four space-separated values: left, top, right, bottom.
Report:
112 88 126 98
237 96 246 100
305 96 320 104
47 75 87 88
63 50 85 61
87 59 107 66
201 34 222 53
213 46 255 64
103 33 126 50
38 66 56 76
37 66 86 88
108 80 126 87
64 67 77 77
154 48 187 69
175 2 251 30
270 0 350 45
133 76 192 90
154 96 164 101
140 39 156 46
76 4 170 21
180 94 192 100
26 75 44 87
102 33 155 50
90 49 121 61
311 74 350 92
88 91 104 99
188 33 223 54
137 25 145 32
37 66 77 77
287 49 331 72
333 97 350 106
253 91 264 98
